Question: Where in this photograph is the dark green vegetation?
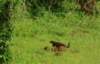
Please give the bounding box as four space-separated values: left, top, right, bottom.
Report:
0 0 100 64
0 0 12 64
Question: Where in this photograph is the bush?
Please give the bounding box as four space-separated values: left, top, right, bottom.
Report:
25 0 65 17
0 0 12 64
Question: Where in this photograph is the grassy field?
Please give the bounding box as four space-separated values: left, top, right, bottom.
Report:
6 1 100 64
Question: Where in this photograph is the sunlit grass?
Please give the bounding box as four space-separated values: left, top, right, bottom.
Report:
7 1 100 64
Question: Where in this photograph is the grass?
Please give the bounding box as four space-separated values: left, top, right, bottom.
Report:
6 1 100 64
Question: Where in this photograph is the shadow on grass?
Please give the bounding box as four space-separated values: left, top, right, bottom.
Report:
0 1 12 64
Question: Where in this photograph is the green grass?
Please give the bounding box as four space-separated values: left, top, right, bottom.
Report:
7 1 100 64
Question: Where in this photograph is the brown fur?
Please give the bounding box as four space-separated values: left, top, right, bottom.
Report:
50 41 70 52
